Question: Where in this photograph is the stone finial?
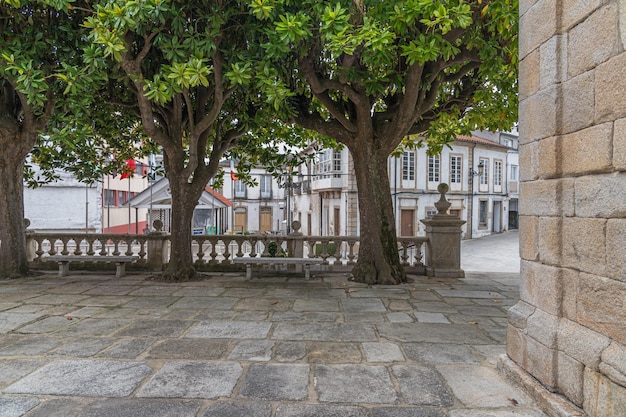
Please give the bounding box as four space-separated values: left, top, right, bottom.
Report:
291 220 301 233
152 219 163 232
434 183 451 216
23 218 31 230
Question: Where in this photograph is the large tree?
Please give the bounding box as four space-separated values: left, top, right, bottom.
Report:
0 0 98 278
251 0 518 284
85 0 289 281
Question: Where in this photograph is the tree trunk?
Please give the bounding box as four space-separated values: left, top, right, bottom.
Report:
0 130 30 278
349 141 405 285
160 176 200 282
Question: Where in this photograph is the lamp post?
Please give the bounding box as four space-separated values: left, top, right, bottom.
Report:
467 159 485 239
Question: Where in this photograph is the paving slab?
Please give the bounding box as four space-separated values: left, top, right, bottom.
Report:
49 337 116 357
371 407 448 417
315 364 397 404
228 340 274 361
0 396 40 417
239 363 309 401
186 321 271 339
146 338 230 359
341 298 387 312
3 360 152 397
99 338 155 358
391 365 454 406
449 410 548 417
76 399 201 417
377 323 494 344
22 398 90 417
0 359 47 388
414 312 451 324
437 364 533 408
13 316 73 334
275 404 370 417
0 335 63 356
272 322 377 341
137 361 242 399
58 318 133 337
274 341 307 362
307 342 362 363
170 296 238 309
202 401 272 417
404 343 480 364
0 313 43 333
114 319 192 337
363 342 405 362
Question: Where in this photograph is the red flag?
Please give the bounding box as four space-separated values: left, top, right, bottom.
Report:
230 171 239 181
120 159 136 179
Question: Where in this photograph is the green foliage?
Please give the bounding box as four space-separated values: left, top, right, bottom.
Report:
248 0 519 153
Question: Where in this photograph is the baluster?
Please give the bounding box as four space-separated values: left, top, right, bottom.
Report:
195 237 205 264
320 240 330 263
35 238 45 259
249 237 258 258
413 241 424 267
61 238 69 255
86 237 95 256
209 238 219 265
112 239 120 256
235 237 244 259
125 237 134 256
400 242 409 266
306 240 316 259
347 240 356 265
99 239 107 256
261 237 271 257
137 238 147 260
222 238 232 264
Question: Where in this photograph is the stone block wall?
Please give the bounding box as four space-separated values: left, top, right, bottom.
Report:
508 0 626 415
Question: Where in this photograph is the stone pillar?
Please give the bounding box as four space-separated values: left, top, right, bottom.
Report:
288 220 303 272
24 219 37 262
420 184 465 278
502 1 626 415
147 220 169 271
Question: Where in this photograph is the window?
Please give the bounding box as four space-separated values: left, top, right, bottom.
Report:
104 190 115 207
510 165 518 181
426 208 438 218
479 158 489 186
428 155 440 183
234 180 246 198
450 155 462 184
118 190 128 205
333 150 342 178
260 175 272 199
494 160 502 186
479 200 488 227
402 151 415 181
314 149 333 178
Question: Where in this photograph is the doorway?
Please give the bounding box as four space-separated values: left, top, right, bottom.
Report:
400 209 415 236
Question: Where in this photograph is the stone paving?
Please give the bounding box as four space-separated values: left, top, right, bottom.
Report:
0 234 549 417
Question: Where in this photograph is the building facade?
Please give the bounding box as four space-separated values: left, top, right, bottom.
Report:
285 133 519 240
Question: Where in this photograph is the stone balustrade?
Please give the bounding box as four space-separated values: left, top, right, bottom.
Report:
25 229 429 275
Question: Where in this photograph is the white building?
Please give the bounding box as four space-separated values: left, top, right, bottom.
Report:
216 162 289 234
285 132 519 239
24 167 103 233
24 160 149 234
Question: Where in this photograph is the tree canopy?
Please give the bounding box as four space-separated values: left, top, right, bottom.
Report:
249 0 518 284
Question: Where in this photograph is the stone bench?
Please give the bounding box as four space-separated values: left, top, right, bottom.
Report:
47 255 137 278
232 257 324 280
